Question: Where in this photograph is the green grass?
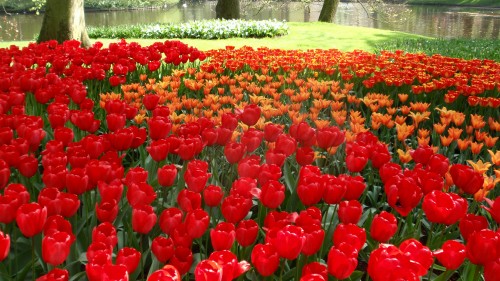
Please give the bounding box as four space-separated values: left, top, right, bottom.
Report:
407 0 500 7
0 22 426 52
374 38 500 61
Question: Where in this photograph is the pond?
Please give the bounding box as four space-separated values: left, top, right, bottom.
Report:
1 1 499 41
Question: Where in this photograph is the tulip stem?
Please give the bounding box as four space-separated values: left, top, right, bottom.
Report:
473 264 481 281
31 237 35 281
140 234 145 281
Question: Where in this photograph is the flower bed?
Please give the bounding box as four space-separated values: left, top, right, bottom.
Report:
0 39 498 281
87 19 289 40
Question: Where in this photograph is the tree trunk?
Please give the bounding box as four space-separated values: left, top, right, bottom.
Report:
318 0 340 23
215 0 240 20
38 0 91 47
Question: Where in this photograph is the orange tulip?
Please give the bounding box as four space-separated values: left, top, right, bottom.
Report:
397 149 412 163
483 135 498 148
440 135 454 147
447 127 463 140
470 141 484 155
488 150 500 166
470 114 486 129
457 138 471 151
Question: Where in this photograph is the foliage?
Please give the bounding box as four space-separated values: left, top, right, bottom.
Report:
374 38 500 61
87 19 289 39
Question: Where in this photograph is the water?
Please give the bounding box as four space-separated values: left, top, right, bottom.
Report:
1 1 499 41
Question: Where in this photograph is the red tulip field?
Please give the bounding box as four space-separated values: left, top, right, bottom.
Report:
0 40 499 280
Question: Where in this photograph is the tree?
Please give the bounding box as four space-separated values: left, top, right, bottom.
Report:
318 0 339 23
38 0 91 47
216 0 240 20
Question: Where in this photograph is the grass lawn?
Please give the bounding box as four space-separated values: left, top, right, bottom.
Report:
0 22 426 52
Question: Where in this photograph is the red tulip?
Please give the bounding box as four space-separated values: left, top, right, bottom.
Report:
290 122 316 147
251 243 280 277
370 211 398 243
338 200 363 224
143 94 160 111
4 184 29 205
0 231 9 262
236 219 259 247
399 239 433 276
42 231 73 266
177 136 203 161
411 145 434 165
327 242 358 280
116 247 141 274
256 165 280 187
177 189 202 212
65 168 89 195
126 182 157 208
422 190 467 225
346 144 369 173
58 192 80 218
384 175 422 217
237 155 261 179
211 222 236 251
316 126 344 149
106 113 126 132
466 229 500 265
321 174 346 205
96 199 119 223
101 264 129 281
221 113 239 130
203 184 224 207
159 207 183 235
16 202 47 237
368 244 418 281
340 174 365 200
449 164 484 195
148 116 172 140
92 222 118 248
295 207 322 227
433 240 466 270
208 250 250 281
459 213 489 241
302 262 328 280
147 265 181 281
194 259 223 281
264 123 283 142
185 208 209 239
295 146 315 166
239 104 261 126
484 197 500 224
221 195 253 224
240 128 264 153
301 224 325 256
333 223 366 252
151 236 175 263
485 258 500 281
86 242 113 265
369 142 391 169
0 159 10 189
274 134 297 157
17 154 38 178
224 142 247 164
36 268 69 281
274 225 305 260
132 205 157 234
258 180 285 209
157 164 177 187
147 139 170 162
297 174 324 206
184 164 210 193
0 194 20 224
98 179 124 203
169 247 194 276
43 215 75 243
426 153 449 176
